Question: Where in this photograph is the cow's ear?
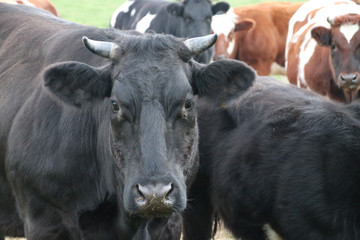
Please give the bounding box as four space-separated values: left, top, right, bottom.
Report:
311 27 332 46
167 3 184 17
191 59 255 102
44 61 112 107
235 19 255 32
212 2 230 15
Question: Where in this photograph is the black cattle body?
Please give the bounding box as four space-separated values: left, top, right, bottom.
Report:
110 0 229 64
182 74 360 240
0 3 252 240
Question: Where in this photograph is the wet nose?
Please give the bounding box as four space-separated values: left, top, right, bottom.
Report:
340 73 359 88
135 183 174 215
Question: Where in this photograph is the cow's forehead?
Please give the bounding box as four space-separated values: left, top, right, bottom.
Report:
113 32 191 60
183 0 212 16
110 33 193 103
112 61 191 104
212 8 236 36
340 23 360 44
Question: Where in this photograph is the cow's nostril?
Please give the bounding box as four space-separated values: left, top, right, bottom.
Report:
136 184 144 198
166 183 174 198
353 75 359 83
341 75 346 83
135 184 147 207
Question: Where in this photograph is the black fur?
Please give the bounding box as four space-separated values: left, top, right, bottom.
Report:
183 76 360 240
0 3 245 239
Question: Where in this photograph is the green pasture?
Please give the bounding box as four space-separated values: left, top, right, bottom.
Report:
50 0 304 28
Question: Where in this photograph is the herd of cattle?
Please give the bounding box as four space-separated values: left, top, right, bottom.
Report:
1 0 360 239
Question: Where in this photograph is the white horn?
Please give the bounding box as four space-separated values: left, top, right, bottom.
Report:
327 17 335 25
82 36 118 59
184 34 218 55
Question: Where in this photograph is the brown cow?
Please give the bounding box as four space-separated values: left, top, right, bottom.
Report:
286 0 360 103
211 2 302 76
16 0 59 16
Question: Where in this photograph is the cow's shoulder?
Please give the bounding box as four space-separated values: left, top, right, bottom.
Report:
223 77 320 128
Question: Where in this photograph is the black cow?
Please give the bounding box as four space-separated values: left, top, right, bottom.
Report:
0 3 248 240
182 72 360 240
110 0 230 64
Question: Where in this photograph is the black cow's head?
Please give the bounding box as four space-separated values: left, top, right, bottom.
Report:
311 14 360 102
43 32 249 220
167 0 229 63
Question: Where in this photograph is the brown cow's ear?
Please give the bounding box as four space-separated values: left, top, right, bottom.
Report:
191 59 255 103
235 19 255 32
43 61 112 107
167 3 184 17
311 27 332 46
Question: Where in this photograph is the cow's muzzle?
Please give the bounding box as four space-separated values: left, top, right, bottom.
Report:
133 182 176 217
338 72 360 102
340 73 359 89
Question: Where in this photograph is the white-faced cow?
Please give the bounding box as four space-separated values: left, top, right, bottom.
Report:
110 0 229 64
182 63 360 239
0 3 248 240
286 0 360 103
212 2 302 76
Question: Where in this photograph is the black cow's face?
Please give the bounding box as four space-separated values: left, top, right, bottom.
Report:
167 0 229 63
43 32 252 218
109 52 197 217
312 19 360 102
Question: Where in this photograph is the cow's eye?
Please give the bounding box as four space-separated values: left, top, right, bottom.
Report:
184 99 194 111
331 43 336 51
185 17 193 23
111 100 120 113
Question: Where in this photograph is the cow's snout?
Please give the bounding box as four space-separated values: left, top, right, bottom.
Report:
340 73 359 89
134 182 175 216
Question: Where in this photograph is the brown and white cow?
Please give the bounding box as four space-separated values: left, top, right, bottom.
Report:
211 2 302 76
286 0 360 103
0 0 60 16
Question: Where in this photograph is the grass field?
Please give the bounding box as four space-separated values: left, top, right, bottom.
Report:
50 0 304 28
